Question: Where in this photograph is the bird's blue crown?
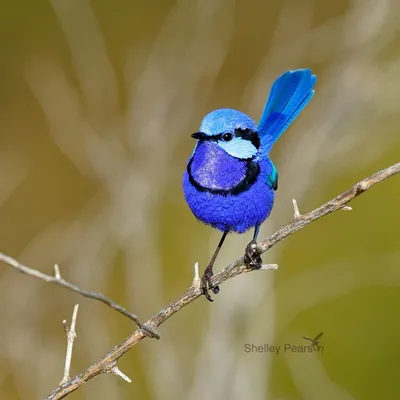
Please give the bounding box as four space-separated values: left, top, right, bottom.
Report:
199 109 257 135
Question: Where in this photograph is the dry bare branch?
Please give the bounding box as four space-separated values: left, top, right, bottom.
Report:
41 162 399 399
0 255 159 338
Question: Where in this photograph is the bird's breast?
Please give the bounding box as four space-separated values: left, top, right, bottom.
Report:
188 142 255 193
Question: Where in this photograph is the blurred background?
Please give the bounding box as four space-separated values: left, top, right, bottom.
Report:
0 0 399 399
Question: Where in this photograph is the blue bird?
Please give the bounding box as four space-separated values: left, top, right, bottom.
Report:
183 69 316 301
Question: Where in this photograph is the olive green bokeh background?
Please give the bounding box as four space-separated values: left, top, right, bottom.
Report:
0 0 399 399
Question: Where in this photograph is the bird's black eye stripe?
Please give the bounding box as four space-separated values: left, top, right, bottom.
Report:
198 128 260 149
210 132 233 142
234 128 260 149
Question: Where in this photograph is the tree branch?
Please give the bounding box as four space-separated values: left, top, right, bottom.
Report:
8 162 400 399
0 254 159 338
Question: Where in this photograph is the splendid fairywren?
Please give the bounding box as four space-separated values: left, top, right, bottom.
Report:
183 69 316 301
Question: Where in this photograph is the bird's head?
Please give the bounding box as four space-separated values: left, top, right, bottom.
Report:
191 108 260 159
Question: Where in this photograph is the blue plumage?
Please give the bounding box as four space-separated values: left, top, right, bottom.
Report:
183 69 316 301
258 69 316 153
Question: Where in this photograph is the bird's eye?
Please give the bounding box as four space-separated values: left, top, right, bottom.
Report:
222 132 233 141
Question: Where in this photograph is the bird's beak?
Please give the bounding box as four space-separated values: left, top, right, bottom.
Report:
191 131 208 140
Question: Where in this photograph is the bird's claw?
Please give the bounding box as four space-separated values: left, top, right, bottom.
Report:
200 269 220 302
244 239 263 269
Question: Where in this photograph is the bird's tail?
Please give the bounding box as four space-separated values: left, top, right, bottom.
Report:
258 69 316 153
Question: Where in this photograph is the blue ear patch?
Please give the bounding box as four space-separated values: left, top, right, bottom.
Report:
218 137 258 159
266 161 278 190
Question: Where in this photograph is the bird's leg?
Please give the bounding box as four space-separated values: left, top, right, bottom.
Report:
244 224 263 269
201 231 228 302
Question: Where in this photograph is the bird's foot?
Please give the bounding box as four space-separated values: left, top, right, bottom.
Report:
200 268 220 302
244 239 263 269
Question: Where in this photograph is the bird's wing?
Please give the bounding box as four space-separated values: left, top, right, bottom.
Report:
258 69 316 154
265 159 278 190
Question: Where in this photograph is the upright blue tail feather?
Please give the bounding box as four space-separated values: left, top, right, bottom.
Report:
258 69 316 153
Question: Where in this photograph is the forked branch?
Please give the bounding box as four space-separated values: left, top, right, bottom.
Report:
1 162 399 399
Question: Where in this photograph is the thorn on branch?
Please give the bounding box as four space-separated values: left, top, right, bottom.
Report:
260 264 279 271
60 304 79 385
110 366 132 383
292 198 301 219
54 264 61 280
192 262 201 289
341 205 352 211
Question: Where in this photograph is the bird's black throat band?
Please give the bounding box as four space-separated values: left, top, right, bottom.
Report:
187 158 260 196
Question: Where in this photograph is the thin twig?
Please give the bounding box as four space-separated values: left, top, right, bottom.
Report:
0 255 159 339
15 162 400 399
60 304 79 385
